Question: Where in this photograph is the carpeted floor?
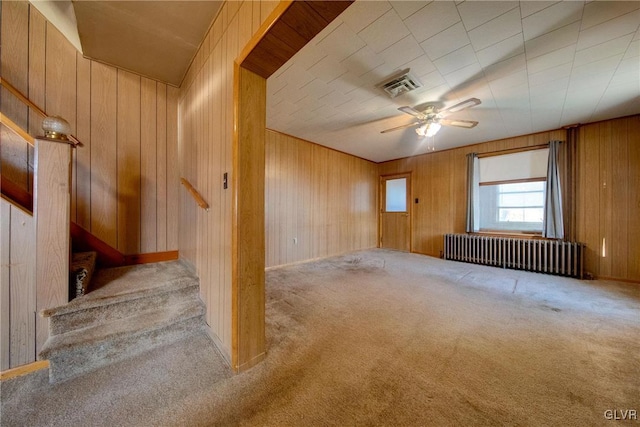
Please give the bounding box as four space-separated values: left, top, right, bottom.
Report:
2 249 639 426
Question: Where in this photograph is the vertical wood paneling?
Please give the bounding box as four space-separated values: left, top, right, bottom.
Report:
576 116 640 281
380 130 569 259
45 24 77 132
117 71 141 254
166 86 180 251
1 1 30 190
34 139 71 353
1 200 11 370
265 130 378 268
156 83 168 251
90 62 118 248
578 124 601 277
28 7 46 194
76 54 92 229
9 204 36 366
141 78 158 253
177 1 283 362
628 117 640 280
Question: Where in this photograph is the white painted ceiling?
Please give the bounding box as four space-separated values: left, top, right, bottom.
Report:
266 1 640 162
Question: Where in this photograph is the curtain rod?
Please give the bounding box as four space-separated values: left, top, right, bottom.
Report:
476 142 553 159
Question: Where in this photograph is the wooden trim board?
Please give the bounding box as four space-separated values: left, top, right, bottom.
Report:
0 360 49 381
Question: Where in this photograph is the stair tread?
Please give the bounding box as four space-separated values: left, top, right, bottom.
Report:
43 260 197 317
40 298 204 356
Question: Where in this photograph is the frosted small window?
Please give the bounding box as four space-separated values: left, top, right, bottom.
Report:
386 178 406 212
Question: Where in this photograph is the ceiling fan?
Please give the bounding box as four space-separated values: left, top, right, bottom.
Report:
381 97 481 137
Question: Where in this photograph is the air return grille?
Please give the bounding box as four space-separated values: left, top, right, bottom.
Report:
379 69 422 98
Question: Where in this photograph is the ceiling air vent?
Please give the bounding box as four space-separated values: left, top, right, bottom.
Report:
378 69 422 98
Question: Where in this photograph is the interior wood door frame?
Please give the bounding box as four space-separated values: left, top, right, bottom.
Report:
379 172 412 252
232 1 354 373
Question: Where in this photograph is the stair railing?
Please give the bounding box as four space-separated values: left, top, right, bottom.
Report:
1 78 80 369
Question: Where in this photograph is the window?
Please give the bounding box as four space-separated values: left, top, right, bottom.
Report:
479 181 546 232
476 148 549 234
385 178 407 212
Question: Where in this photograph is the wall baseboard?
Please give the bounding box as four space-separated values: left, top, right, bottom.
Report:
0 360 49 382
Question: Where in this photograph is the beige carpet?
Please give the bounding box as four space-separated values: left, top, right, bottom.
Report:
2 249 639 426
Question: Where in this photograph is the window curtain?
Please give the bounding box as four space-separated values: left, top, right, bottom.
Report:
466 153 479 233
543 140 564 239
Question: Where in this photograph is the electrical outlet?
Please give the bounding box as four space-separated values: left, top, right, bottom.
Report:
293 238 298 244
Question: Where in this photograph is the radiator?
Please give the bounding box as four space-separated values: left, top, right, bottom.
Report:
444 234 584 279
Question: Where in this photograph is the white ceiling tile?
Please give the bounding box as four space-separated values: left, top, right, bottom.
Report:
420 22 470 61
359 63 398 86
341 46 385 77
581 1 640 31
434 44 477 75
358 9 410 53
482 53 526 82
574 34 633 67
308 56 349 83
609 57 640 85
403 83 450 106
379 35 424 69
522 2 583 41
526 44 575 74
476 33 524 68
444 62 483 88
318 90 352 108
592 85 640 121
488 68 528 93
525 21 580 59
529 79 568 104
391 1 428 20
576 11 640 51
570 54 622 80
341 0 392 34
468 8 522 51
290 48 327 71
316 23 366 62
413 69 447 91
528 62 572 87
623 39 640 59
266 0 640 163
402 55 437 78
404 1 461 43
457 1 519 31
299 79 333 99
520 1 559 19
347 87 378 104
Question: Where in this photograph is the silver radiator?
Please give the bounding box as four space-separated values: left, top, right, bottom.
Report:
444 234 584 279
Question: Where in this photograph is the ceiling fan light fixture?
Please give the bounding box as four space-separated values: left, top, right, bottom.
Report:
425 122 441 137
415 124 428 136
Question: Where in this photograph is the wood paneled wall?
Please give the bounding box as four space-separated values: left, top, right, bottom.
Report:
265 130 378 268
0 2 179 255
576 116 640 282
0 198 36 370
379 130 567 258
380 117 640 283
178 0 279 361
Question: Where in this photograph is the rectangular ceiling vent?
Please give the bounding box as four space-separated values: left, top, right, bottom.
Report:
378 69 422 98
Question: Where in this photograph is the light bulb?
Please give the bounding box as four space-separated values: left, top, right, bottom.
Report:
425 122 441 137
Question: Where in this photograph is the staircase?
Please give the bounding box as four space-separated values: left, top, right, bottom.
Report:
39 260 206 383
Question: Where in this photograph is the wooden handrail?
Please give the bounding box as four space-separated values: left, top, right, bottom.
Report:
180 178 209 211
0 112 35 146
0 77 83 147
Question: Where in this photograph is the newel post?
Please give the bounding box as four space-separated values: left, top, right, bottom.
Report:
34 116 74 353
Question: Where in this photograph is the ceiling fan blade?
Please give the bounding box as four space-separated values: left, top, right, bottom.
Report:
380 121 421 133
440 118 479 128
398 106 424 118
440 97 481 114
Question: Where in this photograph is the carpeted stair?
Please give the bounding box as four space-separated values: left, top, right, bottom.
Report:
39 260 206 383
